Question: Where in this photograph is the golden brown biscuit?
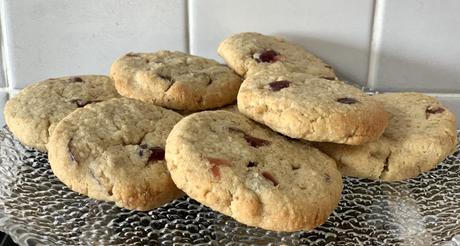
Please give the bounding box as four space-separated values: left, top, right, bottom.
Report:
316 93 457 181
48 98 183 210
4 75 120 151
165 111 342 231
110 51 242 111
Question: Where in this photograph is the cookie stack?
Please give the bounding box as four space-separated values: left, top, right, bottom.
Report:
4 32 457 232
218 32 457 182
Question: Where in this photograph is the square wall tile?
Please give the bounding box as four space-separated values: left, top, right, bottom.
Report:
0 92 8 126
3 0 187 89
369 0 460 93
189 0 375 85
436 95 460 129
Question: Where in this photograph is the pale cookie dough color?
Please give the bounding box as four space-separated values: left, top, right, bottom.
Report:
237 71 389 145
218 32 336 78
110 50 242 111
4 75 121 151
165 111 342 232
48 98 183 211
315 93 457 181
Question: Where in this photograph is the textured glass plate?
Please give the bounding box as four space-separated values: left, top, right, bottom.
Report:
0 127 460 246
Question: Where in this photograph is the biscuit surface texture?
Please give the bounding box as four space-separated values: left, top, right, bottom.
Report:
316 93 457 181
237 71 389 144
4 75 121 151
165 110 343 231
110 50 242 111
48 98 183 211
218 32 336 78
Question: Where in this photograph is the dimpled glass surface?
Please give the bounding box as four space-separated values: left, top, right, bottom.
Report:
0 127 459 246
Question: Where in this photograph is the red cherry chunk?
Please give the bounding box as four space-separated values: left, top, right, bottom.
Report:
425 106 445 119
268 80 291 91
253 49 281 63
228 127 271 148
138 144 165 163
207 157 232 180
148 147 165 162
337 97 359 104
262 171 278 186
71 77 83 82
243 135 271 148
320 76 335 80
70 99 102 107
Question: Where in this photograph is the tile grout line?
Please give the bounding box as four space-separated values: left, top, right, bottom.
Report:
184 0 191 54
367 0 385 90
364 0 377 87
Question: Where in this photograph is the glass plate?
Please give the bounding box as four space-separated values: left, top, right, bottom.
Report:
0 126 459 246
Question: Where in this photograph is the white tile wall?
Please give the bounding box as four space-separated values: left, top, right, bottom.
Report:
0 0 459 127
189 0 375 85
2 0 187 89
368 0 460 93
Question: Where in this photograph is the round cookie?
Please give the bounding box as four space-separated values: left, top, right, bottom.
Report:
237 70 389 145
47 98 183 211
218 32 336 78
315 93 457 181
165 111 343 232
110 50 242 111
4 75 121 151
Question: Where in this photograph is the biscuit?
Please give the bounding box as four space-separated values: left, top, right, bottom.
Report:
315 93 457 181
110 50 242 111
165 110 342 231
48 98 183 210
218 32 336 78
4 75 120 151
237 70 389 144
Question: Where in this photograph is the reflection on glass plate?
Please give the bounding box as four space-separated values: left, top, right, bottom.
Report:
0 127 459 246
